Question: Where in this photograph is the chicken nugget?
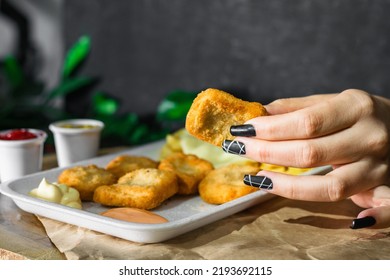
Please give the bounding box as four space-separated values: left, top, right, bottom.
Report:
158 152 214 195
93 168 178 210
58 164 117 201
106 155 158 178
185 88 267 146
199 163 260 204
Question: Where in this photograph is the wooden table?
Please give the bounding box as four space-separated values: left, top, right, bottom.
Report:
0 153 64 259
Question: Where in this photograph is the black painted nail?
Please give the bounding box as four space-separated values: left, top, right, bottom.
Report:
243 175 273 190
230 124 256 137
222 140 246 155
350 216 376 229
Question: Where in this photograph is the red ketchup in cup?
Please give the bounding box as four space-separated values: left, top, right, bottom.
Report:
0 129 38 140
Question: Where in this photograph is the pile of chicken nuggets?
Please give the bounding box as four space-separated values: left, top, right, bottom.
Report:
57 151 258 210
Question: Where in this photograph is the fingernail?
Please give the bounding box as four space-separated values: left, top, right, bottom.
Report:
350 216 376 229
230 124 256 137
243 175 273 190
222 140 246 155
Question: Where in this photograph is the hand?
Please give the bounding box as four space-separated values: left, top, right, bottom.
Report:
224 89 390 229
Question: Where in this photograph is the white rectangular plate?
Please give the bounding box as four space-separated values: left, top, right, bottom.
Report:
0 140 332 243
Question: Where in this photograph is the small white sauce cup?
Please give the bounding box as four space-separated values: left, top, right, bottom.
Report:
49 119 104 167
0 129 47 182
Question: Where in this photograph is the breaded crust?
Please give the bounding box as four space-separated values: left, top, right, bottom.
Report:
185 88 267 146
199 163 260 204
105 155 158 178
93 168 178 210
158 152 214 195
58 164 117 201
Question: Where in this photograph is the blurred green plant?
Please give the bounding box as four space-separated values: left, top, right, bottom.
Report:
157 90 196 123
0 35 96 129
91 89 197 146
0 35 197 147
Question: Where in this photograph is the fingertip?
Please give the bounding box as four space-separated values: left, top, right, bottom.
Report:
243 174 274 190
229 124 256 137
350 216 376 229
351 206 390 229
263 103 278 115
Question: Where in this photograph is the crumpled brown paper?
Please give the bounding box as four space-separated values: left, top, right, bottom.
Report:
0 248 28 260
37 197 390 260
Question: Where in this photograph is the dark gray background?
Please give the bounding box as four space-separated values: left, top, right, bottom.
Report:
64 0 390 116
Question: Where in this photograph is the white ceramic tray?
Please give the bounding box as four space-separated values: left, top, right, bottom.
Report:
0 140 332 243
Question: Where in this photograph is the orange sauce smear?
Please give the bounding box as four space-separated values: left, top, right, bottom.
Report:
101 208 168 224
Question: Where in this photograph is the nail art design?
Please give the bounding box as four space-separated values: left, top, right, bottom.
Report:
243 175 273 190
350 216 376 229
230 124 256 137
222 140 246 155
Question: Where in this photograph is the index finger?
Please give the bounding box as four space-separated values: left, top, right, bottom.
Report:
246 90 372 140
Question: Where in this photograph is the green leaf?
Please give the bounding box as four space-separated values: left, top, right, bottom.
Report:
123 113 139 132
62 35 91 78
2 55 24 88
98 113 139 139
92 92 119 115
45 76 96 101
129 124 149 144
157 90 197 121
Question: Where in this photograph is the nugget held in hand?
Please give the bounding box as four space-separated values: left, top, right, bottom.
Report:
158 152 214 195
106 155 158 178
58 165 117 201
199 163 260 204
93 168 178 209
185 88 267 146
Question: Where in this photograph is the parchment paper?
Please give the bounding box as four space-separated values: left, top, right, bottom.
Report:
37 197 390 260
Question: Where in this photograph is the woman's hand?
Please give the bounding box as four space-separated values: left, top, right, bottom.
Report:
223 89 390 229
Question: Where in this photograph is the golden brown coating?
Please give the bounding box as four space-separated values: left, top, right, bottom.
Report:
105 155 158 178
93 168 178 210
185 88 267 146
199 163 260 204
58 164 117 201
158 152 214 195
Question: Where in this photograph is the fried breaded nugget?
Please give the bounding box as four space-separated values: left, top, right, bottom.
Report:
105 155 158 178
199 163 260 204
93 168 178 210
58 164 117 201
185 88 267 146
158 152 214 195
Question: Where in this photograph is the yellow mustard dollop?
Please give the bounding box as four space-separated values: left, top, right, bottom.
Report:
29 178 82 209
